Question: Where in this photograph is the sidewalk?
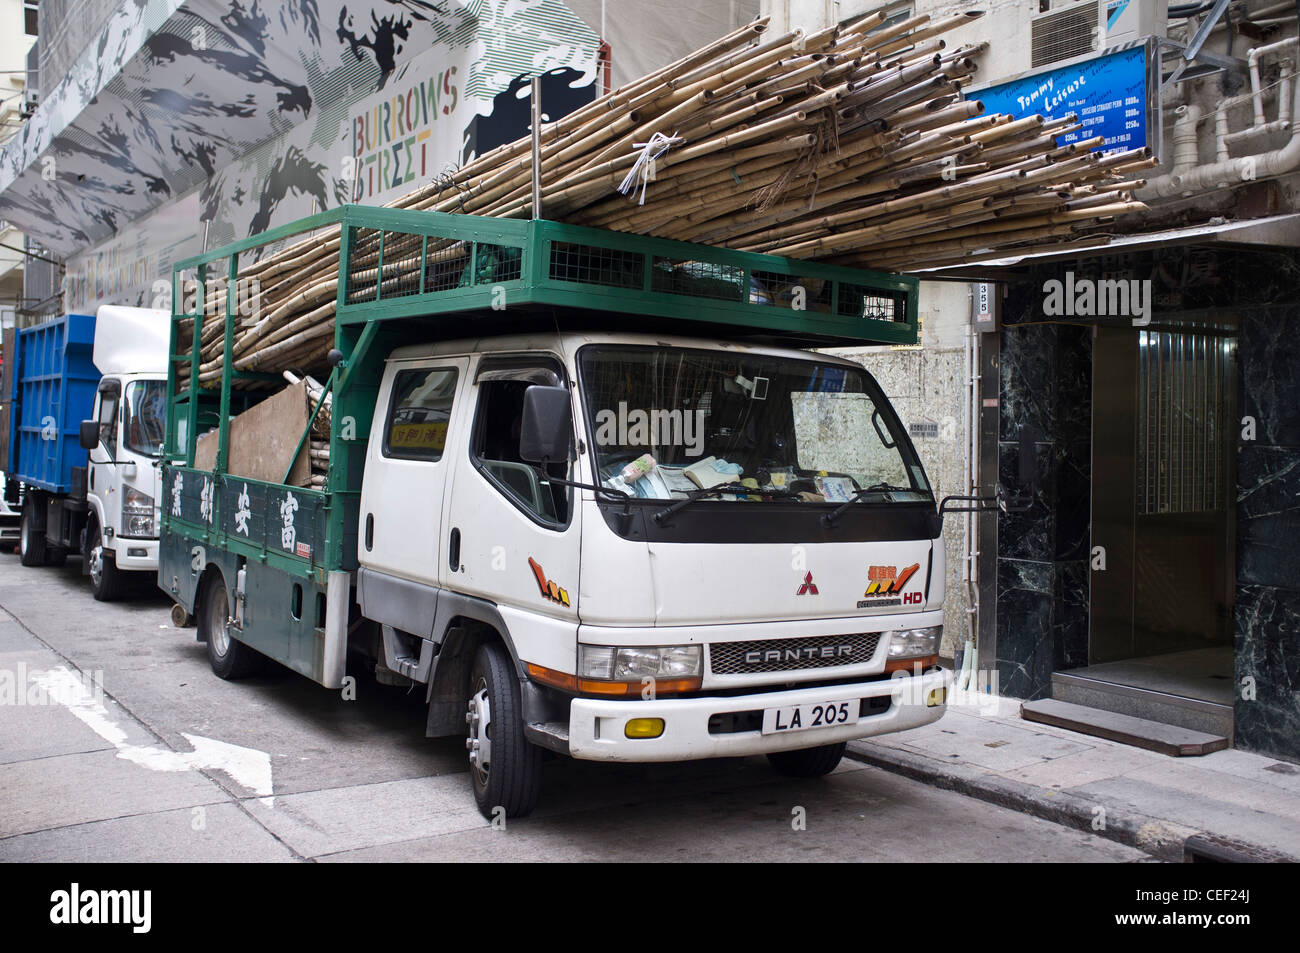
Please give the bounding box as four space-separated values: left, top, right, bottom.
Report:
846 689 1300 862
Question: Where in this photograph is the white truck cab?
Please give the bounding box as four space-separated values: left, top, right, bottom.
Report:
356 330 949 814
81 306 170 600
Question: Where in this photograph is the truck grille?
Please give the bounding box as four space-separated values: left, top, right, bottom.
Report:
710 633 882 675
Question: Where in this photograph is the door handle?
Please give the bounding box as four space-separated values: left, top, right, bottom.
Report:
364 513 374 550
449 527 461 572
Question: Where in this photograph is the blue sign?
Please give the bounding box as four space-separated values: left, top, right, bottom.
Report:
973 45 1151 154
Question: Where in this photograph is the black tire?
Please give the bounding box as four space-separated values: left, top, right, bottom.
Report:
200 573 261 680
767 741 847 778
466 642 542 819
86 524 127 601
18 498 45 567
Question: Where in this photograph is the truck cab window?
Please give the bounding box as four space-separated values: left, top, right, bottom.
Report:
97 385 119 456
471 364 570 526
384 367 458 461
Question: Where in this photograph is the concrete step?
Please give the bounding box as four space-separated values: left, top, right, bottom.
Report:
1020 698 1230 757
1051 671 1234 740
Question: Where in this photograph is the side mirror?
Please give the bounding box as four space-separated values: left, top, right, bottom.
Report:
519 385 572 464
79 420 99 451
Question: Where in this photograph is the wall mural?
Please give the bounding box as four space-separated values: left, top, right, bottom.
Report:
0 0 598 311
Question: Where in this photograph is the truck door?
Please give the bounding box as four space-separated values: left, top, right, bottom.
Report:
443 354 581 636
358 358 468 587
87 379 120 535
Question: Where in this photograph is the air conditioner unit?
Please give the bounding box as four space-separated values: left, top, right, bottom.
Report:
1101 0 1167 47
1030 0 1167 68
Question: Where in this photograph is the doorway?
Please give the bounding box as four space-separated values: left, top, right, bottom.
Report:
1085 321 1236 714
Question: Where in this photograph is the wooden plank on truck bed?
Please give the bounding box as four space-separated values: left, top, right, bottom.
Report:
194 379 313 486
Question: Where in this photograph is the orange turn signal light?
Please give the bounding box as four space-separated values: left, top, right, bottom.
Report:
525 664 702 698
576 676 702 697
883 655 939 675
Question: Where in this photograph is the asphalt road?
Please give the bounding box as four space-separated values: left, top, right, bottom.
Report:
0 552 1147 862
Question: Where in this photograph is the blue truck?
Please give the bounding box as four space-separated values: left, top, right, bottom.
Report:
1 307 171 599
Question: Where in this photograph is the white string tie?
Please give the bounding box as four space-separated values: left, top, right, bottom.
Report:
618 131 684 205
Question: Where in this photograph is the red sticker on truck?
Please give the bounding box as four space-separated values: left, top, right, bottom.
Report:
528 557 571 607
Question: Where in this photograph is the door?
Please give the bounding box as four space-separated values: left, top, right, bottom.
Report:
358 358 468 587
87 380 120 534
1089 325 1235 663
443 353 581 622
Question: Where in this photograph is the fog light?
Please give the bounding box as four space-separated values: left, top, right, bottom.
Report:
926 687 946 707
624 718 665 739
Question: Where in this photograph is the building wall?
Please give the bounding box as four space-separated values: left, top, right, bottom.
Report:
994 288 1092 701
1232 248 1300 760
34 0 133 89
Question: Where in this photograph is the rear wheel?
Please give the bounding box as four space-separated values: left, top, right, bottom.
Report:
200 573 261 679
767 741 847 778
87 524 126 601
18 498 45 567
466 641 542 819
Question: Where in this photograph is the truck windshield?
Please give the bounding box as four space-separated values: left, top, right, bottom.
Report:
577 345 931 504
123 380 166 457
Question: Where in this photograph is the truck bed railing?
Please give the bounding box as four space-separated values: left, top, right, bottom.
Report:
164 205 920 580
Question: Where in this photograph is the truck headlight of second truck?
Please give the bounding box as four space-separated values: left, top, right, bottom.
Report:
121 487 156 537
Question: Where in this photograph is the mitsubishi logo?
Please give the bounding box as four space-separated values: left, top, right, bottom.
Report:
796 572 819 595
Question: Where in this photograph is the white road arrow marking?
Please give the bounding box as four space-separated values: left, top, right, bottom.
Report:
31 666 274 806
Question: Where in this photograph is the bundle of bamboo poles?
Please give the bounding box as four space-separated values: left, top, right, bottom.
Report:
181 9 1154 390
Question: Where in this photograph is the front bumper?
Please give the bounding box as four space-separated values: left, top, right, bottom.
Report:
111 538 159 572
567 668 950 762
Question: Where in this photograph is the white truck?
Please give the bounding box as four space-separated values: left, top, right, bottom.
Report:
162 208 956 817
3 306 169 600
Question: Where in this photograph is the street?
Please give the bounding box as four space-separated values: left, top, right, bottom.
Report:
0 554 1145 862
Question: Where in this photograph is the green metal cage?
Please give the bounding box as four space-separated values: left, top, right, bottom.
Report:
163 205 920 584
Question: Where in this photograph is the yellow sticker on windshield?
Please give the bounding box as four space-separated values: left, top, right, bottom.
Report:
390 422 448 450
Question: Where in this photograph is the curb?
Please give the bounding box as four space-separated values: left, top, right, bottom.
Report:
844 740 1298 863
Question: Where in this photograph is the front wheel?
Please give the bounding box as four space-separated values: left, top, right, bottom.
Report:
87 525 127 601
466 642 542 819
200 573 261 679
767 741 847 778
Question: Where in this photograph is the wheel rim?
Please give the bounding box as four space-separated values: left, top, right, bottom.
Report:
18 516 27 556
208 584 230 657
88 537 104 588
466 676 492 786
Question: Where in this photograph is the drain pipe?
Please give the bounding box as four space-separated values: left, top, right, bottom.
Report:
1141 37 1300 198
956 288 982 692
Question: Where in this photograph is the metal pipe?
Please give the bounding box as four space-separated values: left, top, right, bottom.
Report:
1142 36 1300 198
531 75 543 219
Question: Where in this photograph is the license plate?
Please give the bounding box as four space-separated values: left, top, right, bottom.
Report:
762 699 859 735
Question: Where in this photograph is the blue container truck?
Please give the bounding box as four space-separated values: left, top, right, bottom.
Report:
3 314 99 566
2 307 171 599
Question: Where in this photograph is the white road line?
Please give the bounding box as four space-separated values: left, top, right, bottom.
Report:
30 666 274 806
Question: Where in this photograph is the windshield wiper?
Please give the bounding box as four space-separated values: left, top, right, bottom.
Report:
653 482 799 524
820 482 915 527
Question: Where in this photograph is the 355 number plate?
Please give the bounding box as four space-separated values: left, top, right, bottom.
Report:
762 700 859 735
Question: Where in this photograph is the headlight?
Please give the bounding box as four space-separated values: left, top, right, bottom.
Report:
887 625 942 660
578 644 702 680
121 487 155 537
